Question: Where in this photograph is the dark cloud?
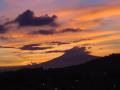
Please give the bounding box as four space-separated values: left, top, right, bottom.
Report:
0 46 15 48
49 42 70 45
72 38 92 43
45 46 88 54
29 28 81 35
0 25 7 34
20 44 53 51
30 29 56 35
9 10 57 27
61 28 80 33
46 50 65 53
0 36 9 40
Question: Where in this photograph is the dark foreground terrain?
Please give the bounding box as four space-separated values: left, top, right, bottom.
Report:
0 54 120 90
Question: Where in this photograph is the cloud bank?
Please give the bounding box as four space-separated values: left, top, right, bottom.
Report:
7 10 57 27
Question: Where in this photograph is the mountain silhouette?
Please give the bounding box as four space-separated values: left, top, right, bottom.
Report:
0 54 120 90
35 47 98 69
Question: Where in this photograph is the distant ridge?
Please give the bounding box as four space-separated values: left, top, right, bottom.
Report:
35 47 98 69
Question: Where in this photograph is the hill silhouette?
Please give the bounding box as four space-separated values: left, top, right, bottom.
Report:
0 54 120 90
0 47 97 71
29 47 98 69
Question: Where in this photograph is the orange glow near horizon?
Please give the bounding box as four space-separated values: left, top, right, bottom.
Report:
0 1 120 67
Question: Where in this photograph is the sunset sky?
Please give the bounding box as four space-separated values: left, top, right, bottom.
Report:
0 0 120 66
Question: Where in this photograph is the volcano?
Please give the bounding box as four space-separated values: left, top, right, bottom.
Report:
38 47 98 69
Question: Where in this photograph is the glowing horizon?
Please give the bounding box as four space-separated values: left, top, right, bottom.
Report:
0 0 120 67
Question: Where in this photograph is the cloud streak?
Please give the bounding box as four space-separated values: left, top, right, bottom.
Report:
20 44 53 51
29 28 81 35
30 29 56 35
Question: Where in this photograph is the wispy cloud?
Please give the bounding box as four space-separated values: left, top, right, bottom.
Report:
19 44 53 51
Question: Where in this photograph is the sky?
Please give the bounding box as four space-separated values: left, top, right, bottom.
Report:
0 0 120 67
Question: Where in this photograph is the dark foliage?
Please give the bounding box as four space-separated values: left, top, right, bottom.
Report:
0 54 120 90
